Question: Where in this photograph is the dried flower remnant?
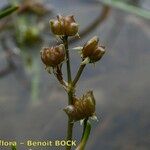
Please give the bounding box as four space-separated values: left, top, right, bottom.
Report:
82 36 105 63
64 91 96 121
50 15 78 36
40 44 65 67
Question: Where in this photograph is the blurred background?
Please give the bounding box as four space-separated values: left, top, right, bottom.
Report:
0 0 150 150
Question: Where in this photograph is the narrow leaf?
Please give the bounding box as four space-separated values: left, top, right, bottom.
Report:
0 6 19 19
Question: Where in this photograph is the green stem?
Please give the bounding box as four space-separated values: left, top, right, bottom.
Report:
62 36 74 150
81 118 88 140
76 120 91 150
63 36 72 82
63 36 73 104
72 64 86 87
0 6 19 19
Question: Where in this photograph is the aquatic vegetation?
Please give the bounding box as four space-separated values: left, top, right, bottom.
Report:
40 15 105 150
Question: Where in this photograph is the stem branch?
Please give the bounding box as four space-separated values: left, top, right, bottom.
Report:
53 66 68 91
73 64 86 87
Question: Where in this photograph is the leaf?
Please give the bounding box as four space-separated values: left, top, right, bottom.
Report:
0 5 19 19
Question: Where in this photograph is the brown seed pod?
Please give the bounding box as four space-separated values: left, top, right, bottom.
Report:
82 36 105 63
40 44 65 67
82 36 99 58
50 15 78 36
90 46 105 62
64 91 96 121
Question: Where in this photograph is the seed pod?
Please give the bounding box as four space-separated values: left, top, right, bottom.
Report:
50 15 78 36
82 36 99 58
50 19 65 35
90 46 105 62
82 36 105 63
40 44 65 67
64 91 96 121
